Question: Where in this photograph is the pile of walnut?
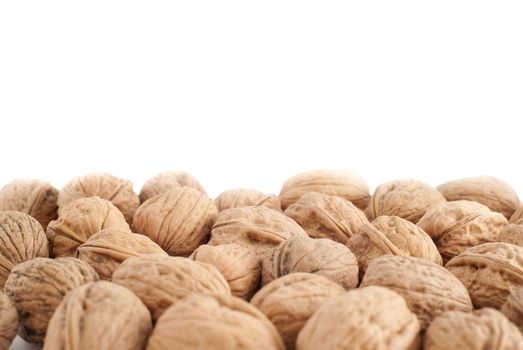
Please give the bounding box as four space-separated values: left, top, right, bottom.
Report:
1 171 523 350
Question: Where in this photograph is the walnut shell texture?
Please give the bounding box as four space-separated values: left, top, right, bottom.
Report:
251 273 344 349
446 242 523 309
132 187 217 256
498 224 523 246
112 255 230 321
296 286 421 350
77 228 167 280
139 171 207 203
189 244 260 300
0 292 17 350
147 293 284 350
43 281 152 350
501 287 523 334
215 188 281 212
510 206 523 224
46 196 131 257
261 236 358 290
284 191 369 244
4 257 99 345
0 179 58 230
361 255 473 330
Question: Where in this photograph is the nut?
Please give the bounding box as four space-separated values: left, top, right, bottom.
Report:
112 255 230 321
296 286 421 350
0 211 48 288
209 206 307 257
501 287 523 333
0 292 17 350
189 244 260 300
146 293 284 350
4 257 99 345
132 187 217 256
58 173 140 224
437 176 520 219
215 188 281 212
139 171 207 203
261 236 358 289
284 191 369 244
76 228 167 280
46 196 131 257
0 179 58 229
366 179 445 222
279 169 370 210
417 200 508 261
251 273 344 349
361 255 473 330
446 242 523 309
424 308 523 350
497 224 523 246
43 281 152 350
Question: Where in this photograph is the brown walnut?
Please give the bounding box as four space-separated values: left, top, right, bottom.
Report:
139 171 207 203
215 188 281 212
0 292 17 350
501 287 523 334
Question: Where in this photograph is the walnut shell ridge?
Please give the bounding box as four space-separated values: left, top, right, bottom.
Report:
498 224 523 246
510 206 523 224
501 287 523 334
139 171 207 203
0 292 17 350
215 188 281 212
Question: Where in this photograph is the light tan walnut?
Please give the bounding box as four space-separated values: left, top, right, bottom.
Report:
139 171 207 203
132 187 217 256
261 236 358 290
251 273 344 349
501 287 523 333
0 292 17 350
215 188 281 212
284 192 368 244
498 224 523 246
112 255 230 321
146 293 284 350
296 286 421 350
43 281 152 350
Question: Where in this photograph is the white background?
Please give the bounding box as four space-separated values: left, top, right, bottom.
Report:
0 2 522 347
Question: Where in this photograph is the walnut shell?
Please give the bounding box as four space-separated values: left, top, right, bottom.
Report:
446 242 523 309
147 293 284 350
58 173 140 224
209 206 307 257
437 176 520 219
501 287 523 333
361 255 473 330
0 292 17 350
0 179 58 230
510 206 523 224
4 257 99 345
46 196 131 257
296 286 421 350
77 228 167 280
0 211 48 288
112 255 230 321
346 215 442 277
189 244 260 300
418 200 508 261
261 236 358 290
215 188 281 212
139 171 206 203
132 187 217 256
284 191 369 244
366 179 445 222
498 224 523 246
43 281 152 350
424 308 523 350
279 169 370 210
251 273 344 349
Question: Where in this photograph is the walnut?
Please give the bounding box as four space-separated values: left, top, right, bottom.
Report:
77 228 167 280
46 196 131 257
366 179 445 222
209 206 307 257
296 286 420 350
361 255 473 330
424 308 523 350
284 191 369 244
58 173 140 224
112 255 230 321
446 242 523 309
437 176 520 219
215 188 281 212
418 200 508 262
251 273 344 349
261 236 358 290
279 169 370 210
139 171 207 203
498 224 523 246
346 215 442 277
43 281 152 350
0 179 58 229
0 211 48 288
501 287 523 333
146 293 284 350
510 206 523 224
0 292 17 350
4 257 99 345
132 187 217 256
189 244 260 300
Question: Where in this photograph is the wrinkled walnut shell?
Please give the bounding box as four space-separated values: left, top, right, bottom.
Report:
0 292 17 350
510 206 523 224
498 224 523 246
501 287 523 334
139 171 207 203
215 188 281 212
